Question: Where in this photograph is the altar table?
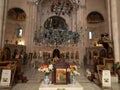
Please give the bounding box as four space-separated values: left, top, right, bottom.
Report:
39 81 83 90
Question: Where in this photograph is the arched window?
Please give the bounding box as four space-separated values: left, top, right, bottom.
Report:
44 16 68 30
7 8 26 38
87 11 104 24
8 8 26 21
17 27 23 38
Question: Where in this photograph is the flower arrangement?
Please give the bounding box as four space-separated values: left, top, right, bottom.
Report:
38 64 53 76
67 65 80 76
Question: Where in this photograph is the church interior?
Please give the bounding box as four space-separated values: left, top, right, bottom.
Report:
0 0 120 90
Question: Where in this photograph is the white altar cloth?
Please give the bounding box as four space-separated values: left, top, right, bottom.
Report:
39 81 83 90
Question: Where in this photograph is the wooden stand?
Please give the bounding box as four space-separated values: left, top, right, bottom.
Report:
52 60 70 84
0 61 17 90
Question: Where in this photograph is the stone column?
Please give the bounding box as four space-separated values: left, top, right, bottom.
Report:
26 1 37 53
26 2 32 53
107 0 112 40
111 0 120 62
0 0 4 49
31 3 37 52
79 0 87 64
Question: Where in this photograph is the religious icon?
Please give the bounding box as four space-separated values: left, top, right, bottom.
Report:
56 68 66 84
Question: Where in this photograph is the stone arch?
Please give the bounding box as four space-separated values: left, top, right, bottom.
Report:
87 11 104 24
7 7 26 21
99 49 107 57
52 49 60 58
44 16 68 30
2 47 11 61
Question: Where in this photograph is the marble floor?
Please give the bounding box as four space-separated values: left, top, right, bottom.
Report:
1 64 120 90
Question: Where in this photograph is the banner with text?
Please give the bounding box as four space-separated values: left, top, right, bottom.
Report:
102 70 111 87
0 69 11 86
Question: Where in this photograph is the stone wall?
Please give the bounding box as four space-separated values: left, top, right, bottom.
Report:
116 0 120 49
116 0 120 62
3 0 110 64
86 0 109 46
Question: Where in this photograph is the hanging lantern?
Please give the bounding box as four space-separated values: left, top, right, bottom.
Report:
70 6 73 10
55 12 58 15
58 0 61 5
62 11 65 15
66 2 69 6
50 0 79 16
66 0 69 6
68 10 71 14
51 8 53 12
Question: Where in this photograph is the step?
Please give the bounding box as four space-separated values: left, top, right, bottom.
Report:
111 74 118 83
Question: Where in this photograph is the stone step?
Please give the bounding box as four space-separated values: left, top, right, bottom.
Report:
111 74 118 83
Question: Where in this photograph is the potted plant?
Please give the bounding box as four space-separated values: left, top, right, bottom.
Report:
114 62 120 83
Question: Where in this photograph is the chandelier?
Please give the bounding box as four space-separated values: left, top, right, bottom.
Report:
34 28 80 46
51 0 80 16
36 16 80 45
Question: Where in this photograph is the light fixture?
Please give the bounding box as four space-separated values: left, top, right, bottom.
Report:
18 40 25 45
43 29 80 45
51 0 80 16
34 16 80 45
34 28 80 45
33 0 81 46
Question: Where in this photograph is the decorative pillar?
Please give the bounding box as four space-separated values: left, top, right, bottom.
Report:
79 0 87 64
111 0 120 62
31 3 37 52
107 0 112 40
0 0 7 49
26 1 37 53
26 2 32 53
0 0 4 49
